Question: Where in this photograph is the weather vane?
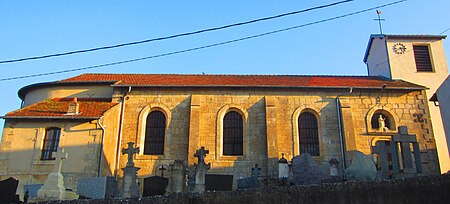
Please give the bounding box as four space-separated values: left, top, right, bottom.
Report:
374 10 385 35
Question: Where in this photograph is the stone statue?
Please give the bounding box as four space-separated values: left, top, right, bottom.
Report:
378 115 386 131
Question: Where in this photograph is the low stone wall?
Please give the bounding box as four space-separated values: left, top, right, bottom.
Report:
37 175 450 204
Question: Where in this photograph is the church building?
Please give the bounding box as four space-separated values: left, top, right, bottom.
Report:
0 34 447 196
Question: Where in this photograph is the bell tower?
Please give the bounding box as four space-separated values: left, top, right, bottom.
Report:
364 34 450 173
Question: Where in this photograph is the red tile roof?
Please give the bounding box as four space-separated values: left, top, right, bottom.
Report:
58 73 424 89
3 98 118 119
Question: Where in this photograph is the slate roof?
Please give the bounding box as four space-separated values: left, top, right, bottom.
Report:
57 73 425 89
2 98 118 119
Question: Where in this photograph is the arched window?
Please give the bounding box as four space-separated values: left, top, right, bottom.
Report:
41 127 61 160
144 111 166 155
371 111 394 131
298 112 320 156
223 111 243 156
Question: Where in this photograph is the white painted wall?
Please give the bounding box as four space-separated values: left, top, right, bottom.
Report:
366 37 391 78
436 75 450 171
23 85 113 106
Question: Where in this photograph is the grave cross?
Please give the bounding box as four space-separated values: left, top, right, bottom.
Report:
157 164 169 178
194 146 209 165
122 142 140 167
251 164 261 178
391 126 423 173
53 148 68 173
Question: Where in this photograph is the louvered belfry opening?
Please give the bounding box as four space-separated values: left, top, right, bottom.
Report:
413 45 433 72
223 111 243 156
298 112 320 156
144 111 166 155
41 127 61 160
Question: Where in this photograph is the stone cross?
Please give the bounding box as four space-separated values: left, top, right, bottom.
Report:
391 126 422 174
53 148 68 173
193 146 210 192
157 164 168 178
194 146 209 165
122 142 140 167
371 141 399 175
251 164 261 178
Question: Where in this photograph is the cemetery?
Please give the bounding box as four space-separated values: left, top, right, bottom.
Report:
1 133 450 203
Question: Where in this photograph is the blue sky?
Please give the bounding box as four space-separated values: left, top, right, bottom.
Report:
1 0 449 132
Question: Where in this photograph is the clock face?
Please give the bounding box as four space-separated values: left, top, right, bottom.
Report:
393 43 407 54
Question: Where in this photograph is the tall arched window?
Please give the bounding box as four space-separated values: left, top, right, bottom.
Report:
144 111 166 155
41 127 61 160
223 111 243 156
298 112 320 156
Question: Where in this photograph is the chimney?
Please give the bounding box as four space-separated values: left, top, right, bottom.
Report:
67 97 79 115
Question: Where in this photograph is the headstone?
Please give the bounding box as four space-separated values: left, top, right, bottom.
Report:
278 153 289 179
0 177 20 203
166 160 188 194
143 176 168 196
237 163 261 189
237 177 258 189
121 142 141 198
328 158 340 177
193 146 211 192
23 184 44 198
251 164 261 177
344 151 377 182
156 164 169 178
371 141 399 177
205 174 233 191
291 153 326 185
391 126 423 174
37 148 79 200
76 177 117 199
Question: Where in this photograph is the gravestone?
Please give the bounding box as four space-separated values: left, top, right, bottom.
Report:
205 174 233 191
37 148 79 200
76 177 117 199
0 177 20 203
251 164 261 177
121 142 141 198
237 164 261 189
193 146 211 192
278 153 289 179
328 158 340 177
371 141 398 177
23 184 44 198
143 176 169 196
345 151 377 182
166 160 188 194
291 153 326 185
237 177 258 189
391 126 423 174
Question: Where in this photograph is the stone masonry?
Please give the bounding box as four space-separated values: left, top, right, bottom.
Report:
115 87 439 188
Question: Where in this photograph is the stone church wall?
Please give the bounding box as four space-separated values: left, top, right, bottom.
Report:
115 87 440 188
341 89 439 174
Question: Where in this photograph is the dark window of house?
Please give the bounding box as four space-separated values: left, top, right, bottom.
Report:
371 112 391 130
223 111 243 156
299 112 320 156
413 45 433 72
41 128 61 160
144 111 166 155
